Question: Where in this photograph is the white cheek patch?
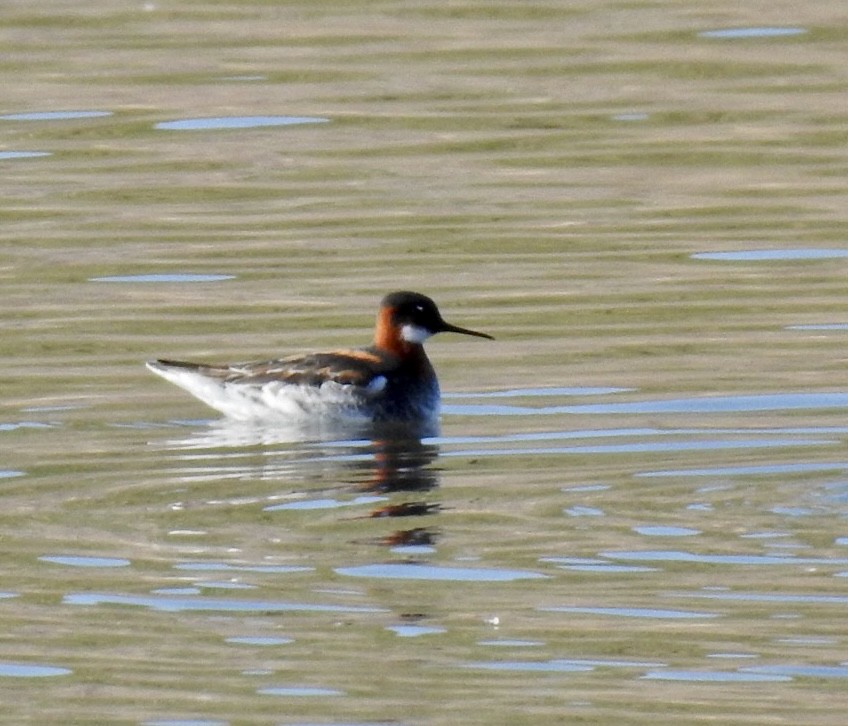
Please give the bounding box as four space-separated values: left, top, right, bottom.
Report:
401 324 433 344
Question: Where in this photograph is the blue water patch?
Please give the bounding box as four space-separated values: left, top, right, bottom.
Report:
155 116 330 131
541 606 717 619
642 669 790 683
445 437 829 458
770 506 813 517
776 637 838 646
0 151 51 159
699 27 807 39
196 581 256 591
226 636 293 646
602 550 848 566
440 427 661 445
40 555 131 568
562 484 611 493
0 111 112 121
265 495 386 511
386 624 446 637
0 470 25 479
638 461 848 478
0 662 72 678
744 664 848 679
541 556 657 574
564 506 604 517
447 391 848 416
1 421 54 431
563 658 666 668
478 639 544 647
677 591 848 605
693 249 848 261
336 563 549 582
257 685 343 697
707 653 759 660
632 526 701 537
463 661 593 673
19 406 84 415
788 324 848 331
391 545 437 556
64 592 387 613
152 587 201 596
464 656 663 673
560 564 658 573
611 113 649 122
90 273 235 283
563 392 848 415
174 561 312 574
445 386 631 398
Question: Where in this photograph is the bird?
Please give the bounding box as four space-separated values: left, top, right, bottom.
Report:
146 291 493 429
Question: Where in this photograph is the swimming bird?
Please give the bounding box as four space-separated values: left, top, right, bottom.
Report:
146 291 493 427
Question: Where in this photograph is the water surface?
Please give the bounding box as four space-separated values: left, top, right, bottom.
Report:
3 1 848 723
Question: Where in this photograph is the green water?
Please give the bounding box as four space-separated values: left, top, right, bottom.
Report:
3 1 848 723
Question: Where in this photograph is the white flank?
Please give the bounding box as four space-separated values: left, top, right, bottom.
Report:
146 362 371 423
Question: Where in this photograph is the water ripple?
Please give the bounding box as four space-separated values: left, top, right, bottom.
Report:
64 592 386 613
541 606 718 619
743 664 848 679
676 590 848 605
699 27 807 39
0 662 72 678
173 561 313 574
257 685 343 697
463 660 594 673
90 273 235 283
40 555 131 568
638 461 848 478
642 669 790 682
336 563 548 582
0 151 51 159
155 116 329 131
694 248 844 261
603 550 848 566
446 391 848 415
0 110 111 121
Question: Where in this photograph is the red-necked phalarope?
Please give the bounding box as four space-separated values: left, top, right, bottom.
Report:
146 291 493 425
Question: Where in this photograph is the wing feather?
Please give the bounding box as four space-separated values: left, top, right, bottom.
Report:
223 349 395 390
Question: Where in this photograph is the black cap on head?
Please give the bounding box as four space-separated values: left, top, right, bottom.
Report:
381 291 493 340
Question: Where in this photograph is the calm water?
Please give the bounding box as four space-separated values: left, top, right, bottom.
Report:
3 1 848 723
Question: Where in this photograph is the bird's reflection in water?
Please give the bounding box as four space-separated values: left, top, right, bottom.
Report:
158 418 443 547
349 434 441 548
